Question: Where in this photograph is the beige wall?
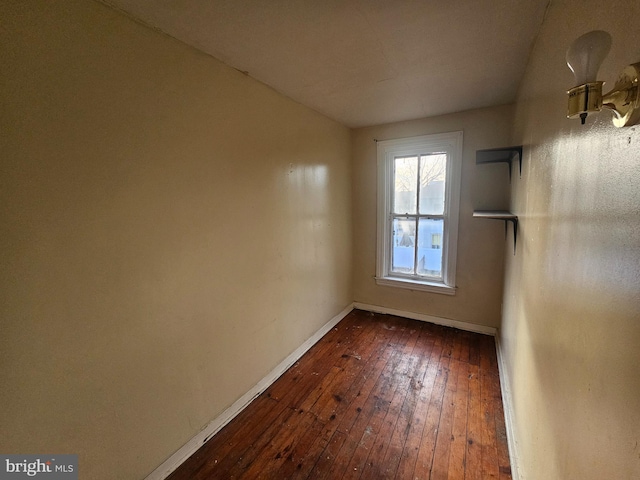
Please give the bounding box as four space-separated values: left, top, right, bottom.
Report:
501 0 640 478
352 105 514 328
0 1 352 479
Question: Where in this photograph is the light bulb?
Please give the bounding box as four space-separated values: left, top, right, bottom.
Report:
566 30 611 85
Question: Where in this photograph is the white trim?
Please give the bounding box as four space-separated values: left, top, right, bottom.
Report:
353 302 496 336
376 131 463 293
495 333 523 480
374 276 457 295
144 303 355 480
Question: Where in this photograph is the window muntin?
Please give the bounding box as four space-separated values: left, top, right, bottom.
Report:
390 153 447 281
376 132 462 295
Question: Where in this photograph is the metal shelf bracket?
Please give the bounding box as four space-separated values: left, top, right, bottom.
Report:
472 210 519 254
476 146 523 182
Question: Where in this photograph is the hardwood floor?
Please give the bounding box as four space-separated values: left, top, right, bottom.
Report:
167 309 511 479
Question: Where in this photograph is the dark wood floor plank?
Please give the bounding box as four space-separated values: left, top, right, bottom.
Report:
357 326 426 478
218 367 348 478
312 317 383 422
166 311 512 480
289 316 397 479
393 338 443 479
337 319 420 479
165 394 279 479
372 325 436 479
282 316 388 480
450 329 464 362
480 369 500 480
194 316 369 479
187 315 363 476
302 429 347 480
479 334 498 373
493 371 512 480
278 413 327 479
306 319 404 480
447 358 470 479
224 365 345 478
222 405 300 479
468 333 481 367
265 312 368 404
238 409 317 479
465 363 483 480
430 355 460 480
458 331 471 364
413 329 454 479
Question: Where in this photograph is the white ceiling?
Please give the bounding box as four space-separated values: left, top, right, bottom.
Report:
103 0 549 128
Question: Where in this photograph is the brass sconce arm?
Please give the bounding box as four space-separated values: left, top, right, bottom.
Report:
601 63 640 127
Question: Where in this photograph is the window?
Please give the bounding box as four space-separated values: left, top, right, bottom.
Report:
431 233 442 249
376 131 462 295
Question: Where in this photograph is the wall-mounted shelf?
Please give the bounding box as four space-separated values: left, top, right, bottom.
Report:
476 146 522 181
473 210 518 254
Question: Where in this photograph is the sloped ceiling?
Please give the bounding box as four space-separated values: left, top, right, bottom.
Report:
103 0 549 127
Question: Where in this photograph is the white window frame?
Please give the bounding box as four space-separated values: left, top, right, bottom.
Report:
376 131 463 295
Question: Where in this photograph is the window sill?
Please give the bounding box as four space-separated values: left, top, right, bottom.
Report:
375 276 457 296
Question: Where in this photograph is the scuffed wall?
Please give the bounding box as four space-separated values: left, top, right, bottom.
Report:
500 0 640 478
0 1 352 478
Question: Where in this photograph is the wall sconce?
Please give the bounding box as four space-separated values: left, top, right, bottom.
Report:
566 30 640 127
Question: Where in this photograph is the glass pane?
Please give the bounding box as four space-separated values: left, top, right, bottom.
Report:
416 218 444 278
393 156 418 214
391 218 415 274
419 153 447 215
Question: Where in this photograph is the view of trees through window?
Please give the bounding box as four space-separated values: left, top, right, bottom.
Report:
391 153 447 278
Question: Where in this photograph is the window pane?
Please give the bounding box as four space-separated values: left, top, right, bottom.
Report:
392 218 415 274
394 156 418 214
419 153 447 215
416 218 443 278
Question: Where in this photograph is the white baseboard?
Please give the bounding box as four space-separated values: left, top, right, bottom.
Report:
353 302 497 336
145 303 354 480
495 333 522 480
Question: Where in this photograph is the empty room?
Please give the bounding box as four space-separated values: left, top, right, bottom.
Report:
1 1 638 479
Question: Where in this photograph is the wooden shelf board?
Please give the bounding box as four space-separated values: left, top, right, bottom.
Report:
476 146 523 180
472 210 517 220
476 146 522 164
